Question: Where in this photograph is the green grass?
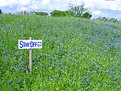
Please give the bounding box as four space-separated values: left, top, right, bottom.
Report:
0 15 121 91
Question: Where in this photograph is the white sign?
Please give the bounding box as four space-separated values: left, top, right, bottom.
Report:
18 40 42 49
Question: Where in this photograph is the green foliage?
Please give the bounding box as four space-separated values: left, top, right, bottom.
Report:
68 2 92 19
0 15 121 91
50 10 73 17
0 9 3 14
109 18 118 23
69 3 87 17
97 17 108 21
32 11 48 16
82 12 92 19
96 17 119 23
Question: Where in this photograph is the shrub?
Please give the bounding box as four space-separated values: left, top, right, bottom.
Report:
31 11 48 16
82 12 92 19
34 12 48 16
96 17 119 23
109 18 118 23
50 10 73 17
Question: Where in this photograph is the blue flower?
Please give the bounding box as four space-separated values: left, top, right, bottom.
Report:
108 68 115 74
98 82 101 87
83 76 87 81
19 22 24 25
3 52 8 56
18 55 22 61
24 69 26 73
27 67 30 72
38 62 42 67
49 61 52 65
95 67 99 70
38 55 43 59
3 26 10 30
9 80 12 88
32 60 34 62
52 76 56 81
70 53 73 56
113 74 120 81
81 83 85 88
119 65 121 70
55 62 61 66
113 77 118 81
18 62 25 70
89 67 92 72
87 81 90 86
18 80 22 86
60 70 64 74
58 56 61 59
95 30 100 33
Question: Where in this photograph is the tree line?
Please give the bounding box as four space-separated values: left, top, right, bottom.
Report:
0 3 92 19
0 3 120 22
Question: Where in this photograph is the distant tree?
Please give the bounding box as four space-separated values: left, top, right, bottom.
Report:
68 2 92 19
35 12 48 16
50 10 64 17
23 11 27 14
0 9 3 14
50 10 73 17
69 2 87 17
95 17 119 23
50 1 92 19
110 18 118 23
97 17 107 21
31 11 48 16
63 10 73 17
102 17 108 21
82 12 92 19
30 11 35 14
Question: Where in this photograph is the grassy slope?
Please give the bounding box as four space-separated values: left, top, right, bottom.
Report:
0 15 121 91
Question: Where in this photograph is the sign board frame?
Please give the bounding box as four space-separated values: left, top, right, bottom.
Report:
18 37 42 72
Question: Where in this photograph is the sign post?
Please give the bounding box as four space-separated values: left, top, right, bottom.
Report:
18 37 42 73
29 37 32 72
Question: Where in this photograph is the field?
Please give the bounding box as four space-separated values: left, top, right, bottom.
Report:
0 15 121 91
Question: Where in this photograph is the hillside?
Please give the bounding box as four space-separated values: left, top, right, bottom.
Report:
0 15 121 91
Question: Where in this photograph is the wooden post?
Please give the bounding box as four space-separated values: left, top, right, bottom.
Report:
29 37 32 72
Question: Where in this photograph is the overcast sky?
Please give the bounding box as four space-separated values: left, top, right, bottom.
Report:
0 0 121 19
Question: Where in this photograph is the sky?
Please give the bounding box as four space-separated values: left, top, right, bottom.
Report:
0 0 121 20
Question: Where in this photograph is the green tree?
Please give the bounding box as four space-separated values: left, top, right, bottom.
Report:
97 17 107 21
0 9 3 14
39 12 48 16
110 18 118 23
32 11 48 16
69 2 87 17
50 10 73 17
50 10 63 17
82 12 92 19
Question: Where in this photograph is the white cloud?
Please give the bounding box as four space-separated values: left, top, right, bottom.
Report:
83 0 121 19
19 0 31 6
92 10 102 15
29 3 39 10
83 0 121 11
0 0 18 7
0 0 120 11
41 0 50 5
